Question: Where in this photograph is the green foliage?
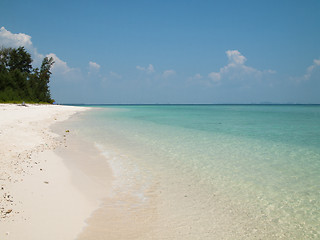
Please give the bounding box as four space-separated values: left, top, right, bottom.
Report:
8 47 33 73
0 47 55 103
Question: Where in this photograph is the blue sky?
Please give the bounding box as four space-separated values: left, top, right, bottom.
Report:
1 0 320 103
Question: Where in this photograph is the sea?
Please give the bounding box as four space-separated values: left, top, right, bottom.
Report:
67 104 320 239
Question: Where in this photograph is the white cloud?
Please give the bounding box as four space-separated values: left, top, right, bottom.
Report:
136 66 144 71
0 26 32 48
46 53 72 74
89 61 101 71
163 69 176 78
208 72 221 82
187 73 213 87
46 53 82 82
226 50 246 65
88 61 101 75
188 73 203 82
0 27 81 79
208 50 274 83
193 73 203 80
136 64 155 73
0 26 44 65
302 58 320 81
110 71 122 79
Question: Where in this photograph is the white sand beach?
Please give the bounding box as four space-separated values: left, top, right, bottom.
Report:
0 104 111 240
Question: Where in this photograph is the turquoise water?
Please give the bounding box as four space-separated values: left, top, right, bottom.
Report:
73 105 320 239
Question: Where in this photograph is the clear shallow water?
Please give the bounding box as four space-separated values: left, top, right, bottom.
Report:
73 105 320 239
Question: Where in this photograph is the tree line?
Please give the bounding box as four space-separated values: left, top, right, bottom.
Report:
0 46 54 103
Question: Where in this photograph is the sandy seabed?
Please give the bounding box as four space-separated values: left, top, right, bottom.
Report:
0 104 111 240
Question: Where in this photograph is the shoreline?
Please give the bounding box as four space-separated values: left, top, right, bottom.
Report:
0 104 111 240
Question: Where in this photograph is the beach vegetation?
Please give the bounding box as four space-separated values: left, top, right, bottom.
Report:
0 47 54 103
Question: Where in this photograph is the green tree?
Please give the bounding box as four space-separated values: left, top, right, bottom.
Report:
0 47 11 72
8 47 33 73
0 47 55 103
38 57 54 102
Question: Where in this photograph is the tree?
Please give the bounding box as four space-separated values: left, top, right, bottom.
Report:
0 47 55 103
0 47 11 72
8 47 33 73
38 57 54 102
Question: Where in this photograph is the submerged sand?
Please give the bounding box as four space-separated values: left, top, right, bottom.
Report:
0 104 112 240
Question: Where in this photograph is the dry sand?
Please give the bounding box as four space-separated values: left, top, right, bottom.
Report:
0 104 111 240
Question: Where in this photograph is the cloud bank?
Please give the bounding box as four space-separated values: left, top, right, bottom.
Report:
302 58 320 81
163 69 176 78
0 26 44 65
0 26 32 48
0 27 75 76
46 53 74 75
208 50 275 83
89 61 101 71
136 64 155 73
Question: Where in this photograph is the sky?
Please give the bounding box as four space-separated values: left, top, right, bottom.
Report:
0 0 320 104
